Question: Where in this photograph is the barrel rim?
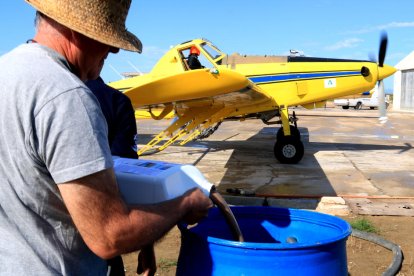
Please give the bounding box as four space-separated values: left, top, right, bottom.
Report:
179 206 352 250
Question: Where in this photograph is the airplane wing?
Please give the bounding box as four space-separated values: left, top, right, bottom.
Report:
122 68 277 155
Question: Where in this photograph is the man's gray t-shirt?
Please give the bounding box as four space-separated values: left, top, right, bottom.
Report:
0 43 113 275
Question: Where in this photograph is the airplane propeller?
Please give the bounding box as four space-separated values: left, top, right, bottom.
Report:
377 31 388 123
378 32 388 67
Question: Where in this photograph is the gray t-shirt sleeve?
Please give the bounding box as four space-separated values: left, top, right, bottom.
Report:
31 86 113 184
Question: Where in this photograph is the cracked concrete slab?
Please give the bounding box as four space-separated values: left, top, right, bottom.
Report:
136 107 414 215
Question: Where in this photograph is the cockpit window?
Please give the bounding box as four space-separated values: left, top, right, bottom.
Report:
201 43 224 62
180 46 216 70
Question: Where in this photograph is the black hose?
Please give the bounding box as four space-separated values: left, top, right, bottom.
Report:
351 229 404 276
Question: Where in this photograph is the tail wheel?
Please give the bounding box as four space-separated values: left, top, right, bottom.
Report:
274 136 304 164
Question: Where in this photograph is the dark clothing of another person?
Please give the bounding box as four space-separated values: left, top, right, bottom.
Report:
86 77 138 159
86 77 138 276
187 53 203 69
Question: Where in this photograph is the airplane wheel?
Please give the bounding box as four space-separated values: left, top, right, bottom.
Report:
342 106 349 109
274 136 304 164
355 102 362 110
276 125 300 140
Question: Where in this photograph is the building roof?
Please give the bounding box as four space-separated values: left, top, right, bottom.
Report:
396 51 414 70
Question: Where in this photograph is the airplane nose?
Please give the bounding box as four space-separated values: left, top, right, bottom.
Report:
378 64 397 80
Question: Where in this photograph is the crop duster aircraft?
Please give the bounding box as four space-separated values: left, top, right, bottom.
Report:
110 35 396 164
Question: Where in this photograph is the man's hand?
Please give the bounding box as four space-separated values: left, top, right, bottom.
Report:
182 188 213 225
137 245 156 276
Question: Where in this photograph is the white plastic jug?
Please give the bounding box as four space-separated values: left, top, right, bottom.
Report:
113 156 214 205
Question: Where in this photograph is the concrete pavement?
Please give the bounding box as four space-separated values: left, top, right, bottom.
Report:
135 107 414 216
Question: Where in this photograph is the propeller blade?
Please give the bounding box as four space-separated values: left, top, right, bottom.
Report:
378 31 388 67
377 80 387 123
368 52 377 63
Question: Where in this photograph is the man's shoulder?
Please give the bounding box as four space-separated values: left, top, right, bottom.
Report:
2 44 83 90
0 44 89 111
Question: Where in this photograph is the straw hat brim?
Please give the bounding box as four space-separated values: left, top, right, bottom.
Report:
26 0 142 53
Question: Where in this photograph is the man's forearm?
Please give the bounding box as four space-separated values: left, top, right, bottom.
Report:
58 168 210 259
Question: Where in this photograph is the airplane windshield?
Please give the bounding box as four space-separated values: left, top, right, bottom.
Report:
201 43 224 63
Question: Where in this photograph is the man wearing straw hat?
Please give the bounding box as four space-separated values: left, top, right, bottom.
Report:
0 0 212 275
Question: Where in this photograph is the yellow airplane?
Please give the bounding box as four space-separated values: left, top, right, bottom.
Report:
109 35 396 164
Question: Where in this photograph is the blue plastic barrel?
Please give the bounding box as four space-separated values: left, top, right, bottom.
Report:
177 206 351 276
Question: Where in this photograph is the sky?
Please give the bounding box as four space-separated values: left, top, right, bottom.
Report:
2 1 414 92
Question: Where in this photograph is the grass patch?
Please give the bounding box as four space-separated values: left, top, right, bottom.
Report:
158 258 177 271
350 218 378 233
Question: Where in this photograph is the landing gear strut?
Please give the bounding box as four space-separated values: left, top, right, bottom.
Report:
273 109 304 164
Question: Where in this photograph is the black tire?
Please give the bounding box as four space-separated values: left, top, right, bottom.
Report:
354 102 362 110
342 106 349 110
277 125 300 140
274 136 304 164
370 107 375 110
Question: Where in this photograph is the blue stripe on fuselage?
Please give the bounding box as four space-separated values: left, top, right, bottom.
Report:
248 71 360 84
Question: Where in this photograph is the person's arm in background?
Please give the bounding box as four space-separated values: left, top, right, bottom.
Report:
86 78 138 159
86 77 164 275
111 90 159 275
111 92 138 159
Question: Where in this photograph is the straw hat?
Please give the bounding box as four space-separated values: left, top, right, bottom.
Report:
25 0 142 53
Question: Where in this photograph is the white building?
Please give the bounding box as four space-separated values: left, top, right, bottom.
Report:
393 51 414 112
